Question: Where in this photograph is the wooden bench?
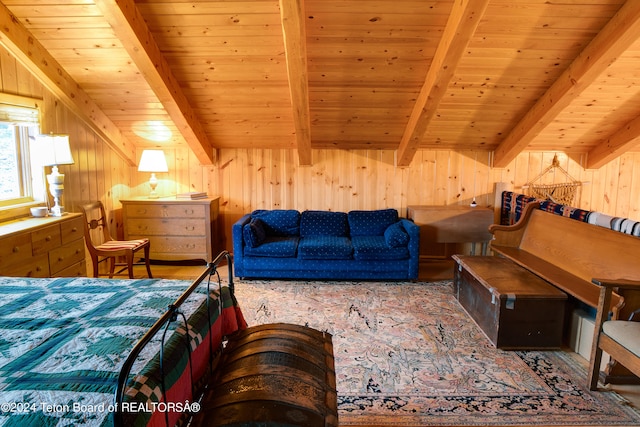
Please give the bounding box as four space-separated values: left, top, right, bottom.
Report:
488 202 640 316
486 202 640 384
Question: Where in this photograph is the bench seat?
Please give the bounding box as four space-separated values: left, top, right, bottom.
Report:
490 245 622 311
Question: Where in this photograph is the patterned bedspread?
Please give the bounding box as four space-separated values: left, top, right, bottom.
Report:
0 275 246 426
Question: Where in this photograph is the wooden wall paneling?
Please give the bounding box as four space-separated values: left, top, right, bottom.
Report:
475 151 491 208
447 151 462 205
604 157 621 214
0 49 18 92
616 153 633 217
376 150 396 212
418 150 437 207
283 148 297 210
188 147 206 194
313 149 327 210
405 150 423 207
458 150 474 206
269 149 280 209
174 147 189 195
333 150 347 212
297 160 312 211
630 153 640 220
434 151 449 205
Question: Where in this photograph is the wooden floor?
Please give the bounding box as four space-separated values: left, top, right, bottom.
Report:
131 260 640 414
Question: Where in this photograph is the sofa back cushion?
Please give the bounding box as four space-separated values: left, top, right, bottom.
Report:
300 211 349 237
251 210 300 236
348 209 399 236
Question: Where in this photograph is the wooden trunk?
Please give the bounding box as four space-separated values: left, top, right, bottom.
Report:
453 255 567 349
191 323 338 427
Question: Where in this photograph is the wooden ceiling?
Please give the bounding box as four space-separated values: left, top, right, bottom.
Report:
1 0 640 168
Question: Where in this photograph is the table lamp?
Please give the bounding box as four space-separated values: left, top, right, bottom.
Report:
37 134 74 216
138 149 168 198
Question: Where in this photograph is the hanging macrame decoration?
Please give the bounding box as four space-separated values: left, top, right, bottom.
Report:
524 155 582 205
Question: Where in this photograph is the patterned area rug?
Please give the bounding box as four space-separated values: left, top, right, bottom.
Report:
233 279 640 426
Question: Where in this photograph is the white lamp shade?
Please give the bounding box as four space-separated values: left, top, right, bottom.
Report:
36 134 74 166
138 149 169 172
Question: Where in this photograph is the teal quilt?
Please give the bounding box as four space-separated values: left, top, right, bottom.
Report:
0 275 244 427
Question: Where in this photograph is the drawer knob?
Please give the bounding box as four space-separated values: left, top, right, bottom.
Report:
71 227 78 232
12 246 19 253
45 236 52 241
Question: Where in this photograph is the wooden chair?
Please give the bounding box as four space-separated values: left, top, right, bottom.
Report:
80 201 152 279
588 278 640 390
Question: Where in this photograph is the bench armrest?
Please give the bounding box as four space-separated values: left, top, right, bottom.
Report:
489 202 541 247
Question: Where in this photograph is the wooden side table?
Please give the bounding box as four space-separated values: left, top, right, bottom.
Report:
121 196 220 262
407 205 494 256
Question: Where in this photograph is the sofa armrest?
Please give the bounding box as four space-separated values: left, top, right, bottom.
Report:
232 214 253 275
400 219 420 279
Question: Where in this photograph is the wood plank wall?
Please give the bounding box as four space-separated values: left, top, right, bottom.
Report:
2 46 640 258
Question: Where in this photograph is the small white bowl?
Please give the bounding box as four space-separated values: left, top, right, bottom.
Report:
30 207 49 217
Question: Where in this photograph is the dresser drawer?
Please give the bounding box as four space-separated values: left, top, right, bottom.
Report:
0 213 85 279
49 239 86 275
124 204 207 219
32 224 62 255
60 216 84 244
127 218 206 236
147 236 209 254
0 233 32 269
0 254 50 278
53 260 87 278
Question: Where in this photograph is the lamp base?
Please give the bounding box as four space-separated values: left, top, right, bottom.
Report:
49 207 68 217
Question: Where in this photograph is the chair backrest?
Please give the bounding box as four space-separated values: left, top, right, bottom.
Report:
80 201 114 250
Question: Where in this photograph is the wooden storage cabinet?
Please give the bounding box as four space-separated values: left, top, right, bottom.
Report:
0 213 86 278
121 197 220 262
452 255 567 349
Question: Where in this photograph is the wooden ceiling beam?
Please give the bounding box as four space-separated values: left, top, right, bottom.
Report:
95 0 216 165
587 114 640 169
492 0 640 168
0 3 137 166
279 0 312 166
396 0 490 167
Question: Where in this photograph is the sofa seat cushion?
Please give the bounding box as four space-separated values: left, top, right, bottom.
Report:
245 236 299 258
298 236 353 260
251 209 300 236
348 209 399 236
352 236 409 261
300 210 349 237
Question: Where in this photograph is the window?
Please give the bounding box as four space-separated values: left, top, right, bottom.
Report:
0 94 45 212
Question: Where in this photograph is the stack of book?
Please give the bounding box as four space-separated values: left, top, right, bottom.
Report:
176 192 208 199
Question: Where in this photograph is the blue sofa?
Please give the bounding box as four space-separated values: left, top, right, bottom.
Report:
232 208 420 280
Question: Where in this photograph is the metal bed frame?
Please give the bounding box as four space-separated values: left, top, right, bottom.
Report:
113 250 234 427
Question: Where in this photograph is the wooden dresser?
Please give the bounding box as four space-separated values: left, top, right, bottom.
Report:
0 213 86 277
121 196 220 262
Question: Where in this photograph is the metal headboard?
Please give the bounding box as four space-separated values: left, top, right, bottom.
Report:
113 250 234 427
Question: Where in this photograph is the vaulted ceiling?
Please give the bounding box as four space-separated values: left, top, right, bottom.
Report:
1 0 640 169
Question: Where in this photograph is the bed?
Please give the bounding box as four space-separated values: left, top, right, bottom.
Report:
0 251 246 427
